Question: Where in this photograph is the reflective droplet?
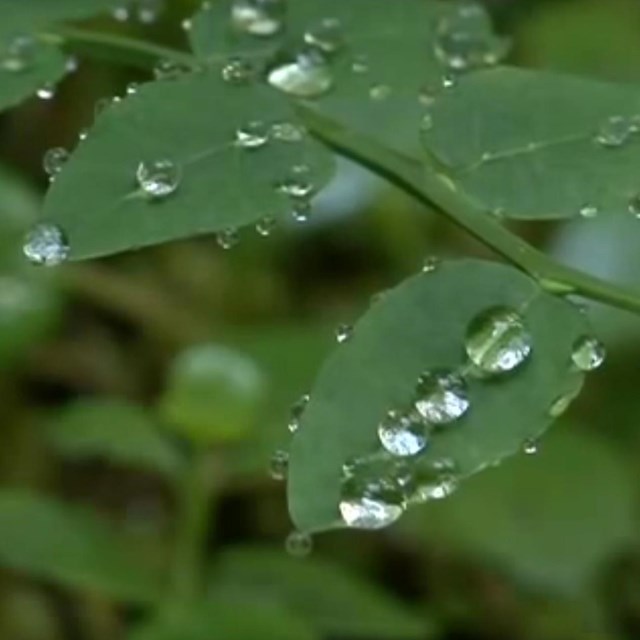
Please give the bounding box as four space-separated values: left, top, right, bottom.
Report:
235 120 270 149
629 194 640 218
126 82 139 95
421 256 441 273
411 474 458 502
137 0 164 23
415 370 469 424
418 84 438 107
278 165 315 199
351 54 369 74
256 215 276 237
65 57 79 73
269 449 288 480
571 336 606 371
369 84 391 101
181 18 193 31
523 439 538 455
271 121 306 142
136 159 181 198
304 18 344 54
153 59 188 80
442 73 457 89
579 203 599 219
78 128 89 142
339 496 403 529
268 51 333 98
2 36 35 73
595 116 634 148
231 0 285 36
335 323 353 344
216 227 240 250
378 410 429 457
288 393 309 434
23 223 69 267
37 84 55 100
42 147 69 179
221 56 255 84
285 531 313 557
292 200 311 223
112 4 130 21
465 306 532 374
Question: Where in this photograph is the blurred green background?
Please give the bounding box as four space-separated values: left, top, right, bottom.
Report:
2 0 640 638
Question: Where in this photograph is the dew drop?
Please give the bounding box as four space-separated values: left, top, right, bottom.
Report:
411 474 458 502
414 370 469 424
2 36 34 73
465 306 532 374
288 393 309 434
369 84 391 101
595 116 634 148
271 121 306 142
126 82 139 95
37 84 55 100
571 336 606 371
339 496 404 529
378 410 429 457
235 120 270 149
304 17 344 54
181 18 193 31
269 449 289 481
216 227 240 250
256 215 276 237
523 439 538 455
42 147 69 179
153 59 187 80
278 165 315 199
65 57 79 73
285 531 313 557
579 203 599 219
23 223 69 267
629 194 640 218
268 51 333 98
231 0 285 37
351 54 369 74
292 200 311 223
136 159 181 199
442 73 457 89
421 113 434 132
221 56 255 84
421 256 441 273
335 323 353 344
137 0 164 24
112 4 130 21
78 128 89 142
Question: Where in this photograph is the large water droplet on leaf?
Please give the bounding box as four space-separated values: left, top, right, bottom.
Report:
378 410 429 457
231 0 285 36
414 370 469 424
136 159 181 198
571 336 606 371
268 51 333 98
23 223 69 267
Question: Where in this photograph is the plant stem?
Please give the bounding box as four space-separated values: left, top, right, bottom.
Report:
298 106 640 317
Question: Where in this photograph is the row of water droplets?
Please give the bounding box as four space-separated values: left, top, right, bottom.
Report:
272 259 606 534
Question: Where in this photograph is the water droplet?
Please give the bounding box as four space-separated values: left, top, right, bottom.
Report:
378 410 429 457
579 203 599 219
42 147 69 179
421 113 434 132
65 56 79 73
278 165 315 199
339 496 403 529
78 128 89 142
235 120 270 150
292 200 311 223
285 531 313 557
271 121 306 142
351 54 369 74
256 215 276 237
137 0 164 23
335 323 353 344
415 370 469 425
37 84 55 100
571 336 606 371
1 36 34 73
465 306 532 374
231 0 285 36
369 84 391 101
126 82 139 95
412 474 458 502
442 73 457 89
181 18 193 31
23 223 69 267
268 51 333 98
421 256 441 273
629 194 640 218
523 439 538 455
288 393 309 433
153 59 188 80
136 159 181 199
221 56 255 84
216 227 240 250
595 116 634 148
112 4 130 21
269 449 289 480
304 17 344 54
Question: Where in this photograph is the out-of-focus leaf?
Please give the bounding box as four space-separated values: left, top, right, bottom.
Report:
211 546 429 639
403 427 636 593
0 491 162 603
288 260 588 533
422 67 640 220
129 597 317 640
46 398 184 478
43 72 334 260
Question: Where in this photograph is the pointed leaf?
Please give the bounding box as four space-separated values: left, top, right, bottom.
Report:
288 260 588 532
422 67 640 219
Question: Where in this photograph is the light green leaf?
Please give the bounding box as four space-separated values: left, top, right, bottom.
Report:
211 547 429 639
189 0 491 155
288 259 588 533
46 398 184 478
402 427 636 593
422 66 640 219
129 598 317 640
42 71 334 259
0 491 162 603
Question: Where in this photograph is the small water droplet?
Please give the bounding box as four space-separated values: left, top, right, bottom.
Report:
412 474 458 502
78 128 89 142
523 439 538 455
222 56 255 84
571 336 606 371
216 227 240 250
421 256 441 273
378 410 429 457
256 215 276 237
595 115 634 148
37 84 55 100
339 496 404 529
415 370 469 425
335 323 353 344
465 306 532 374
442 73 457 89
288 393 309 433
235 120 270 149
42 147 69 179
65 56 79 73
271 121 306 142
629 194 640 218
137 0 164 23
269 449 289 480
304 17 344 54
278 164 315 199
136 159 181 198
231 0 285 36
154 59 188 80
285 531 313 557
579 203 599 219
1 36 35 73
23 223 70 267
351 54 369 74
369 84 391 101
268 51 333 98
181 18 193 31
112 4 130 21
126 82 140 95
421 113 434 132
292 200 311 222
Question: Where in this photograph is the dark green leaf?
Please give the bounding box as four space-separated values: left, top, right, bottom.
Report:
288 260 588 532
211 546 429 639
42 71 334 259
0 491 162 603
422 66 640 219
46 398 184 478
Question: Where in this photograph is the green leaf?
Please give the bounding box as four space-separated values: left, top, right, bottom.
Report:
0 490 162 603
46 398 185 478
422 66 640 220
402 427 636 593
189 0 491 155
129 598 317 640
211 546 429 639
42 71 334 259
288 259 588 533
